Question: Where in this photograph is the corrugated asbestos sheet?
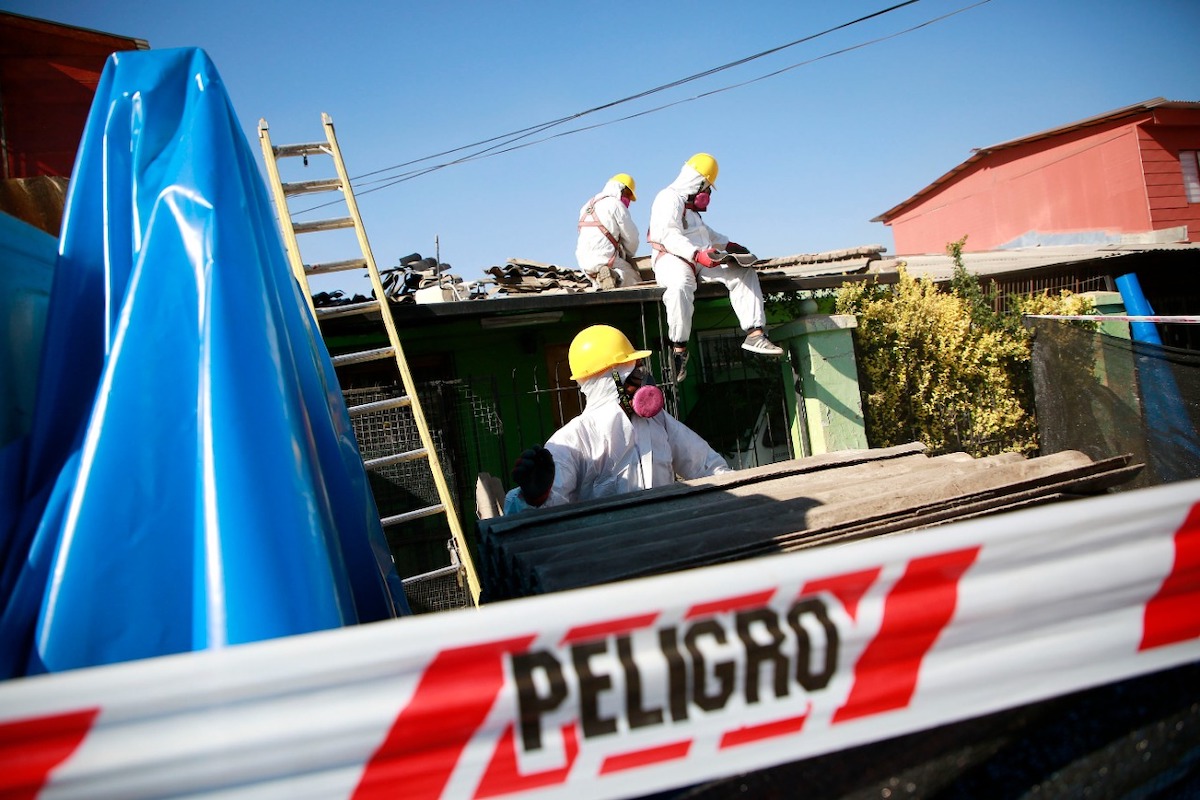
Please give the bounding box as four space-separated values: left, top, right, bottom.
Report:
874 242 1200 283
477 443 1141 603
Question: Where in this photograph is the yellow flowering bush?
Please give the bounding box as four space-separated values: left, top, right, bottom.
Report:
830 243 1094 456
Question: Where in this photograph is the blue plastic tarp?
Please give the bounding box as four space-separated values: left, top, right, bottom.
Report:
0 214 56 586
0 47 408 680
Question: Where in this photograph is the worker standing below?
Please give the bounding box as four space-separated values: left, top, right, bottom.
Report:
505 324 731 513
648 153 783 381
576 173 641 290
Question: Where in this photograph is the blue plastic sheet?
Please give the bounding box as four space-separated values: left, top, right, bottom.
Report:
0 47 408 679
0 214 56 584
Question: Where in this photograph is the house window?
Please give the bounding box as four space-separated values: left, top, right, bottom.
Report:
1182 150 1200 203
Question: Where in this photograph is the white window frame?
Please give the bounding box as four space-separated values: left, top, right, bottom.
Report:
1181 150 1200 203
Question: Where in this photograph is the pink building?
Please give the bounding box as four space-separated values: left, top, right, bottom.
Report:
875 98 1200 254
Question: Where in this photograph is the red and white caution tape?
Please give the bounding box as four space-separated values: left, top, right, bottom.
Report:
3 479 1200 799
1024 314 1200 323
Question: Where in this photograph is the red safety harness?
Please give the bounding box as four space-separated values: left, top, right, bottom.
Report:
578 194 623 268
647 202 698 275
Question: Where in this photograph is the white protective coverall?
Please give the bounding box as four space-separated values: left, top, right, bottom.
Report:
540 366 730 507
648 164 766 344
576 178 641 288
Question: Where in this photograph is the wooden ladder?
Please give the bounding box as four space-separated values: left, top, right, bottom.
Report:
257 113 480 607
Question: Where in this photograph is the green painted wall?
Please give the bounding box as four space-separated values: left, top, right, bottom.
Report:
771 314 868 456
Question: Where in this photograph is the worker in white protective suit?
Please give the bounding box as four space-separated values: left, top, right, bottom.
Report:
575 173 641 290
505 324 730 514
648 153 783 382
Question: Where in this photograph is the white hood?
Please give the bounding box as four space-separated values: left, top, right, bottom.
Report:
648 165 726 261
666 164 709 199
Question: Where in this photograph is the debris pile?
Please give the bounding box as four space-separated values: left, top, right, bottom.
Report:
379 252 473 303
479 258 593 297
311 289 373 308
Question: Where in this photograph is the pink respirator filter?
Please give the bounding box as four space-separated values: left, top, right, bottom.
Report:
632 385 664 418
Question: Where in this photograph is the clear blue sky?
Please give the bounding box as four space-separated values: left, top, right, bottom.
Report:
10 0 1200 294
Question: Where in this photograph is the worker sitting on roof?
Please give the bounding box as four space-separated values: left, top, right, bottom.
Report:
576 173 641 290
504 324 731 514
648 153 783 382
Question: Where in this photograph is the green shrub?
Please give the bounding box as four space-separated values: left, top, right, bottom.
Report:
824 238 1094 456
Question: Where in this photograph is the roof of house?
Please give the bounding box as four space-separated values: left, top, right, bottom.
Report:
0 11 149 52
316 245 892 323
872 97 1200 224
873 241 1200 284
315 237 1200 326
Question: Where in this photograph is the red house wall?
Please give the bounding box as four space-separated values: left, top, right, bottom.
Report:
1140 119 1200 237
0 14 147 179
889 118 1154 254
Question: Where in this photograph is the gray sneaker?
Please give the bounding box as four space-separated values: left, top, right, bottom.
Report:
672 349 690 382
742 333 783 356
595 265 615 290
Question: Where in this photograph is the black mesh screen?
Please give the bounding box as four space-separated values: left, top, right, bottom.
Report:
1028 318 1200 490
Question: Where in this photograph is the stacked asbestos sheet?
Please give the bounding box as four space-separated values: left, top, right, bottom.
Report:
476 443 1142 602
482 258 593 296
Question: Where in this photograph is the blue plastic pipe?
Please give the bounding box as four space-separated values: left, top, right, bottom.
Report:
1115 273 1162 345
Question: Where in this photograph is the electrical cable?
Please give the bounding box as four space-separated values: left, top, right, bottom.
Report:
294 0 990 214
349 0 921 184
364 0 993 190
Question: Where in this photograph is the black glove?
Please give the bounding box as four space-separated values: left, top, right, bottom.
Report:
512 445 555 507
725 241 750 255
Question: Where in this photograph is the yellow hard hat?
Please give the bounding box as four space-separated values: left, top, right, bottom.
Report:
686 153 718 187
568 324 652 381
611 173 637 201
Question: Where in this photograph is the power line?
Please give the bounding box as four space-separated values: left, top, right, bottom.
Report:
295 0 991 214
349 0 921 184
357 0 994 193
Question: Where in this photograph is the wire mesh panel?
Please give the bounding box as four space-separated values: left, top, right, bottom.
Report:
1028 318 1200 490
343 384 469 610
402 563 469 614
346 385 444 509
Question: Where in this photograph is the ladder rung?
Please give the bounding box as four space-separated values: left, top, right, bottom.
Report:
347 395 413 418
332 346 395 367
273 142 329 158
307 257 368 275
364 448 429 471
402 564 460 584
315 300 380 320
283 178 343 196
381 504 445 528
293 217 355 235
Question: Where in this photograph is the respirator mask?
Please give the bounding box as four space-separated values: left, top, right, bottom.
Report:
613 362 664 418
